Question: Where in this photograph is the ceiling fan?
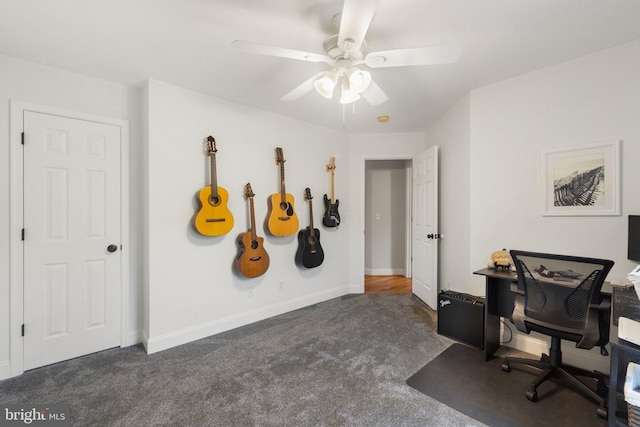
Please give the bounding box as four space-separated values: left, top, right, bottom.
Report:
231 0 460 106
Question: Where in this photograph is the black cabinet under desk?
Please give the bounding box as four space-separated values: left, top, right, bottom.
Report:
473 268 518 361
609 285 640 427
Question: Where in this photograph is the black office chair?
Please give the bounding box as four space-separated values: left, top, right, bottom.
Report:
502 250 613 419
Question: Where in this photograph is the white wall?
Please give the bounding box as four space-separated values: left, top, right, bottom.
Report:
347 133 425 289
0 54 143 379
364 160 407 275
469 40 640 290
144 80 352 352
426 40 640 372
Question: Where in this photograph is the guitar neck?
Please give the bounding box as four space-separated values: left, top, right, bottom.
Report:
210 154 219 199
279 161 286 201
330 170 335 203
249 196 257 241
308 199 315 234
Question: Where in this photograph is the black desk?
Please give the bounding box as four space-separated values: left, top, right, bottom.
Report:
473 268 518 361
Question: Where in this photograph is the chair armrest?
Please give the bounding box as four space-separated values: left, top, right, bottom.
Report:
590 299 611 311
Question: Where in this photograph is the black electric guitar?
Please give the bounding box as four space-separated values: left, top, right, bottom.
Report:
322 157 340 228
295 188 324 268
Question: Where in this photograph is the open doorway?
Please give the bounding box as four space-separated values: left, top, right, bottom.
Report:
364 159 411 293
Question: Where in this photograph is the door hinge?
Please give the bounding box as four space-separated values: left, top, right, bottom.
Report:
21 132 24 145
21 324 25 337
21 229 25 241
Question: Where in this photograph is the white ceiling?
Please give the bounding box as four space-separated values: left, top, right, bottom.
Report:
2 0 640 133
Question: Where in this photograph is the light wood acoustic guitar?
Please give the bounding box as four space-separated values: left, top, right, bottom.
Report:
322 156 341 228
194 136 234 236
235 183 270 278
295 188 324 268
266 147 299 236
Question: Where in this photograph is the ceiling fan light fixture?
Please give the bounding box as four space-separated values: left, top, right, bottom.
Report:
339 78 361 104
346 67 371 94
314 72 339 98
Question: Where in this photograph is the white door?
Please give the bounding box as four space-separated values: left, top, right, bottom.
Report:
412 146 439 309
23 111 122 370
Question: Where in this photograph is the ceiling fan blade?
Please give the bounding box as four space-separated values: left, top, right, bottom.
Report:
338 0 378 53
231 40 331 64
361 79 388 106
281 72 327 102
364 45 461 68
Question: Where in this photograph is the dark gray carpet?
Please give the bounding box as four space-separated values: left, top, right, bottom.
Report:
406 343 607 427
1 294 486 427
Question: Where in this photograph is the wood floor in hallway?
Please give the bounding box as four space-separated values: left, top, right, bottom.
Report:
364 275 411 293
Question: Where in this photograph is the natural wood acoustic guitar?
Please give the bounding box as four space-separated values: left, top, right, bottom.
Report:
194 136 234 236
235 183 270 278
266 147 299 236
295 188 324 268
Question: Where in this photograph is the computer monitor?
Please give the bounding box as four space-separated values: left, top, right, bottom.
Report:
629 215 640 262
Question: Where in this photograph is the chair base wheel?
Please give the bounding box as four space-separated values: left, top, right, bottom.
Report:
526 390 537 402
501 362 510 372
596 407 607 419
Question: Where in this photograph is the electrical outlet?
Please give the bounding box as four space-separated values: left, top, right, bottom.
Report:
279 281 285 291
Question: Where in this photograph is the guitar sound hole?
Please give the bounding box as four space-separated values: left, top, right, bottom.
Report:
251 240 258 250
308 236 316 245
279 201 289 211
209 196 221 206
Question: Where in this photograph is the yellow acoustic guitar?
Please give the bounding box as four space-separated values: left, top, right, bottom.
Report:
194 136 234 236
267 147 299 236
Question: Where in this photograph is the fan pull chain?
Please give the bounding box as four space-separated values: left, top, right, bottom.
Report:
341 102 358 129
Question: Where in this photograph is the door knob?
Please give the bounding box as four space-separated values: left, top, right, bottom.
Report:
107 244 118 253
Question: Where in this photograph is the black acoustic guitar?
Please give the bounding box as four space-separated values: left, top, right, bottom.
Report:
322 157 340 228
295 188 324 268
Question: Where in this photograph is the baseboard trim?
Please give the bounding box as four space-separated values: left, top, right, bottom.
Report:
365 268 405 276
144 285 352 354
0 359 11 381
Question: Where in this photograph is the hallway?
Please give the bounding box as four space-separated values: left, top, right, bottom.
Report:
364 275 411 293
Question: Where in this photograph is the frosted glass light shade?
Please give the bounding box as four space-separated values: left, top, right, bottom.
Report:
346 68 371 94
314 72 338 99
339 78 361 104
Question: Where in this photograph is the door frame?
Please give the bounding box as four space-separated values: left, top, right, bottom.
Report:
9 100 130 378
358 154 413 290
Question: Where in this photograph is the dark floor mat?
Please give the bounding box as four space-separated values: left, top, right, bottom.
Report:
406 343 607 427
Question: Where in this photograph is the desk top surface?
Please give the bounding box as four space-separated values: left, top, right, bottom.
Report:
473 267 613 294
473 267 517 281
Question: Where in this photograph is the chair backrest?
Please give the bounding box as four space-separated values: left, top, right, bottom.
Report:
510 250 614 348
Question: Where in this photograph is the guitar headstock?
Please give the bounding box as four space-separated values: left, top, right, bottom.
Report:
244 183 255 198
275 147 285 165
326 156 336 172
206 136 217 155
304 187 313 201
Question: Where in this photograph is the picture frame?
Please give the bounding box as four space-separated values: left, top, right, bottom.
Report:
541 140 620 216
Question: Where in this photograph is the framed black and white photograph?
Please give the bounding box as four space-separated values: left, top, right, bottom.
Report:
542 140 620 216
